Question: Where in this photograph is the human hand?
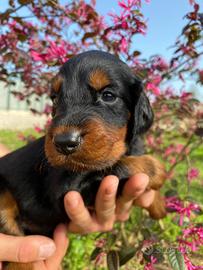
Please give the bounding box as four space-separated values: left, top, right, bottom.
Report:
64 174 155 234
0 144 10 158
0 224 68 270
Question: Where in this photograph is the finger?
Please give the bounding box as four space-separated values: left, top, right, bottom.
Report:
45 224 69 270
0 144 10 157
134 189 155 208
0 233 56 263
95 175 119 224
64 191 93 233
116 174 149 220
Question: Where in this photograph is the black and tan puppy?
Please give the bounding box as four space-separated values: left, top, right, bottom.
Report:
0 51 166 269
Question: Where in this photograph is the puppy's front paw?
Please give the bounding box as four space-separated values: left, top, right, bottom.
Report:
120 155 166 190
147 190 167 219
118 155 167 219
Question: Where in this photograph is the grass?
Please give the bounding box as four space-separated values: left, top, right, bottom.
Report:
0 129 203 269
0 129 41 150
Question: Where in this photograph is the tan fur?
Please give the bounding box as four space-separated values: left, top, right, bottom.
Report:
51 74 63 93
89 69 110 90
0 191 22 235
120 155 167 219
45 119 127 171
147 190 166 219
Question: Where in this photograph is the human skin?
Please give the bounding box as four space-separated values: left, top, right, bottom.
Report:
0 143 10 157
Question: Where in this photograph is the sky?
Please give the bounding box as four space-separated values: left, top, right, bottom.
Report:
96 0 203 60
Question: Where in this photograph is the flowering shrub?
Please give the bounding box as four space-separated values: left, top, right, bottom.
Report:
0 0 202 269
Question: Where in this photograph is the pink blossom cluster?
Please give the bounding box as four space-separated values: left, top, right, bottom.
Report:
138 56 170 96
164 143 187 165
187 168 199 182
30 40 73 64
183 255 203 270
180 226 203 252
179 226 203 269
144 256 157 270
109 0 148 54
166 196 201 226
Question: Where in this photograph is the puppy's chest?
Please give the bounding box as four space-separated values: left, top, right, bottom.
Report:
16 167 106 236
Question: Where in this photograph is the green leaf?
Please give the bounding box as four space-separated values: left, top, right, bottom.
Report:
107 250 119 270
171 179 178 187
90 247 102 261
165 189 178 198
168 248 186 270
118 246 137 266
17 33 28 42
107 233 117 247
141 228 151 240
82 32 97 42
133 50 141 57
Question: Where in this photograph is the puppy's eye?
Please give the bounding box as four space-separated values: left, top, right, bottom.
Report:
101 91 117 103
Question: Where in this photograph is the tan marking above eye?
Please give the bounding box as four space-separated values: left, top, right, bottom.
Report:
51 74 63 93
89 69 110 91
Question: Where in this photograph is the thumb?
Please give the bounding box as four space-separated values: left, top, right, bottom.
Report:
0 233 56 263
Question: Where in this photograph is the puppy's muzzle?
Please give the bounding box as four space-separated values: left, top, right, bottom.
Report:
54 131 82 155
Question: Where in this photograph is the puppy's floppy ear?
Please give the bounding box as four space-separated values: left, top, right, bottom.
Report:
127 77 154 154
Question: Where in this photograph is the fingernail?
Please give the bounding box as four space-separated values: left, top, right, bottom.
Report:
39 243 56 259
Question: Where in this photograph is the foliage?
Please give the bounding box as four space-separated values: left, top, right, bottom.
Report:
0 0 203 269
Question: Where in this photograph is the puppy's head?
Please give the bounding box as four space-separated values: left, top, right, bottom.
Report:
45 50 153 171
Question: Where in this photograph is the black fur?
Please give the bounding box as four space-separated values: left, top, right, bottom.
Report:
0 51 154 237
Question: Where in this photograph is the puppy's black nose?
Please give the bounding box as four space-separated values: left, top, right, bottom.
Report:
54 131 81 154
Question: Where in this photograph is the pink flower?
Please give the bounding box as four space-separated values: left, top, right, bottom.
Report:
180 92 193 102
164 145 174 157
169 157 176 165
189 0 196 5
34 126 43 133
30 40 71 64
146 82 160 95
166 197 201 226
95 239 106 248
144 256 157 270
31 50 47 62
152 56 169 71
121 21 128 29
199 70 203 83
184 255 203 270
187 168 199 182
179 225 203 270
151 75 162 85
47 41 67 63
146 134 155 147
180 45 195 55
118 0 141 11
95 252 106 266
120 37 128 53
176 144 184 154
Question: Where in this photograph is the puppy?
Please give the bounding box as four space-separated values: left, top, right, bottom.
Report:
0 51 166 270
